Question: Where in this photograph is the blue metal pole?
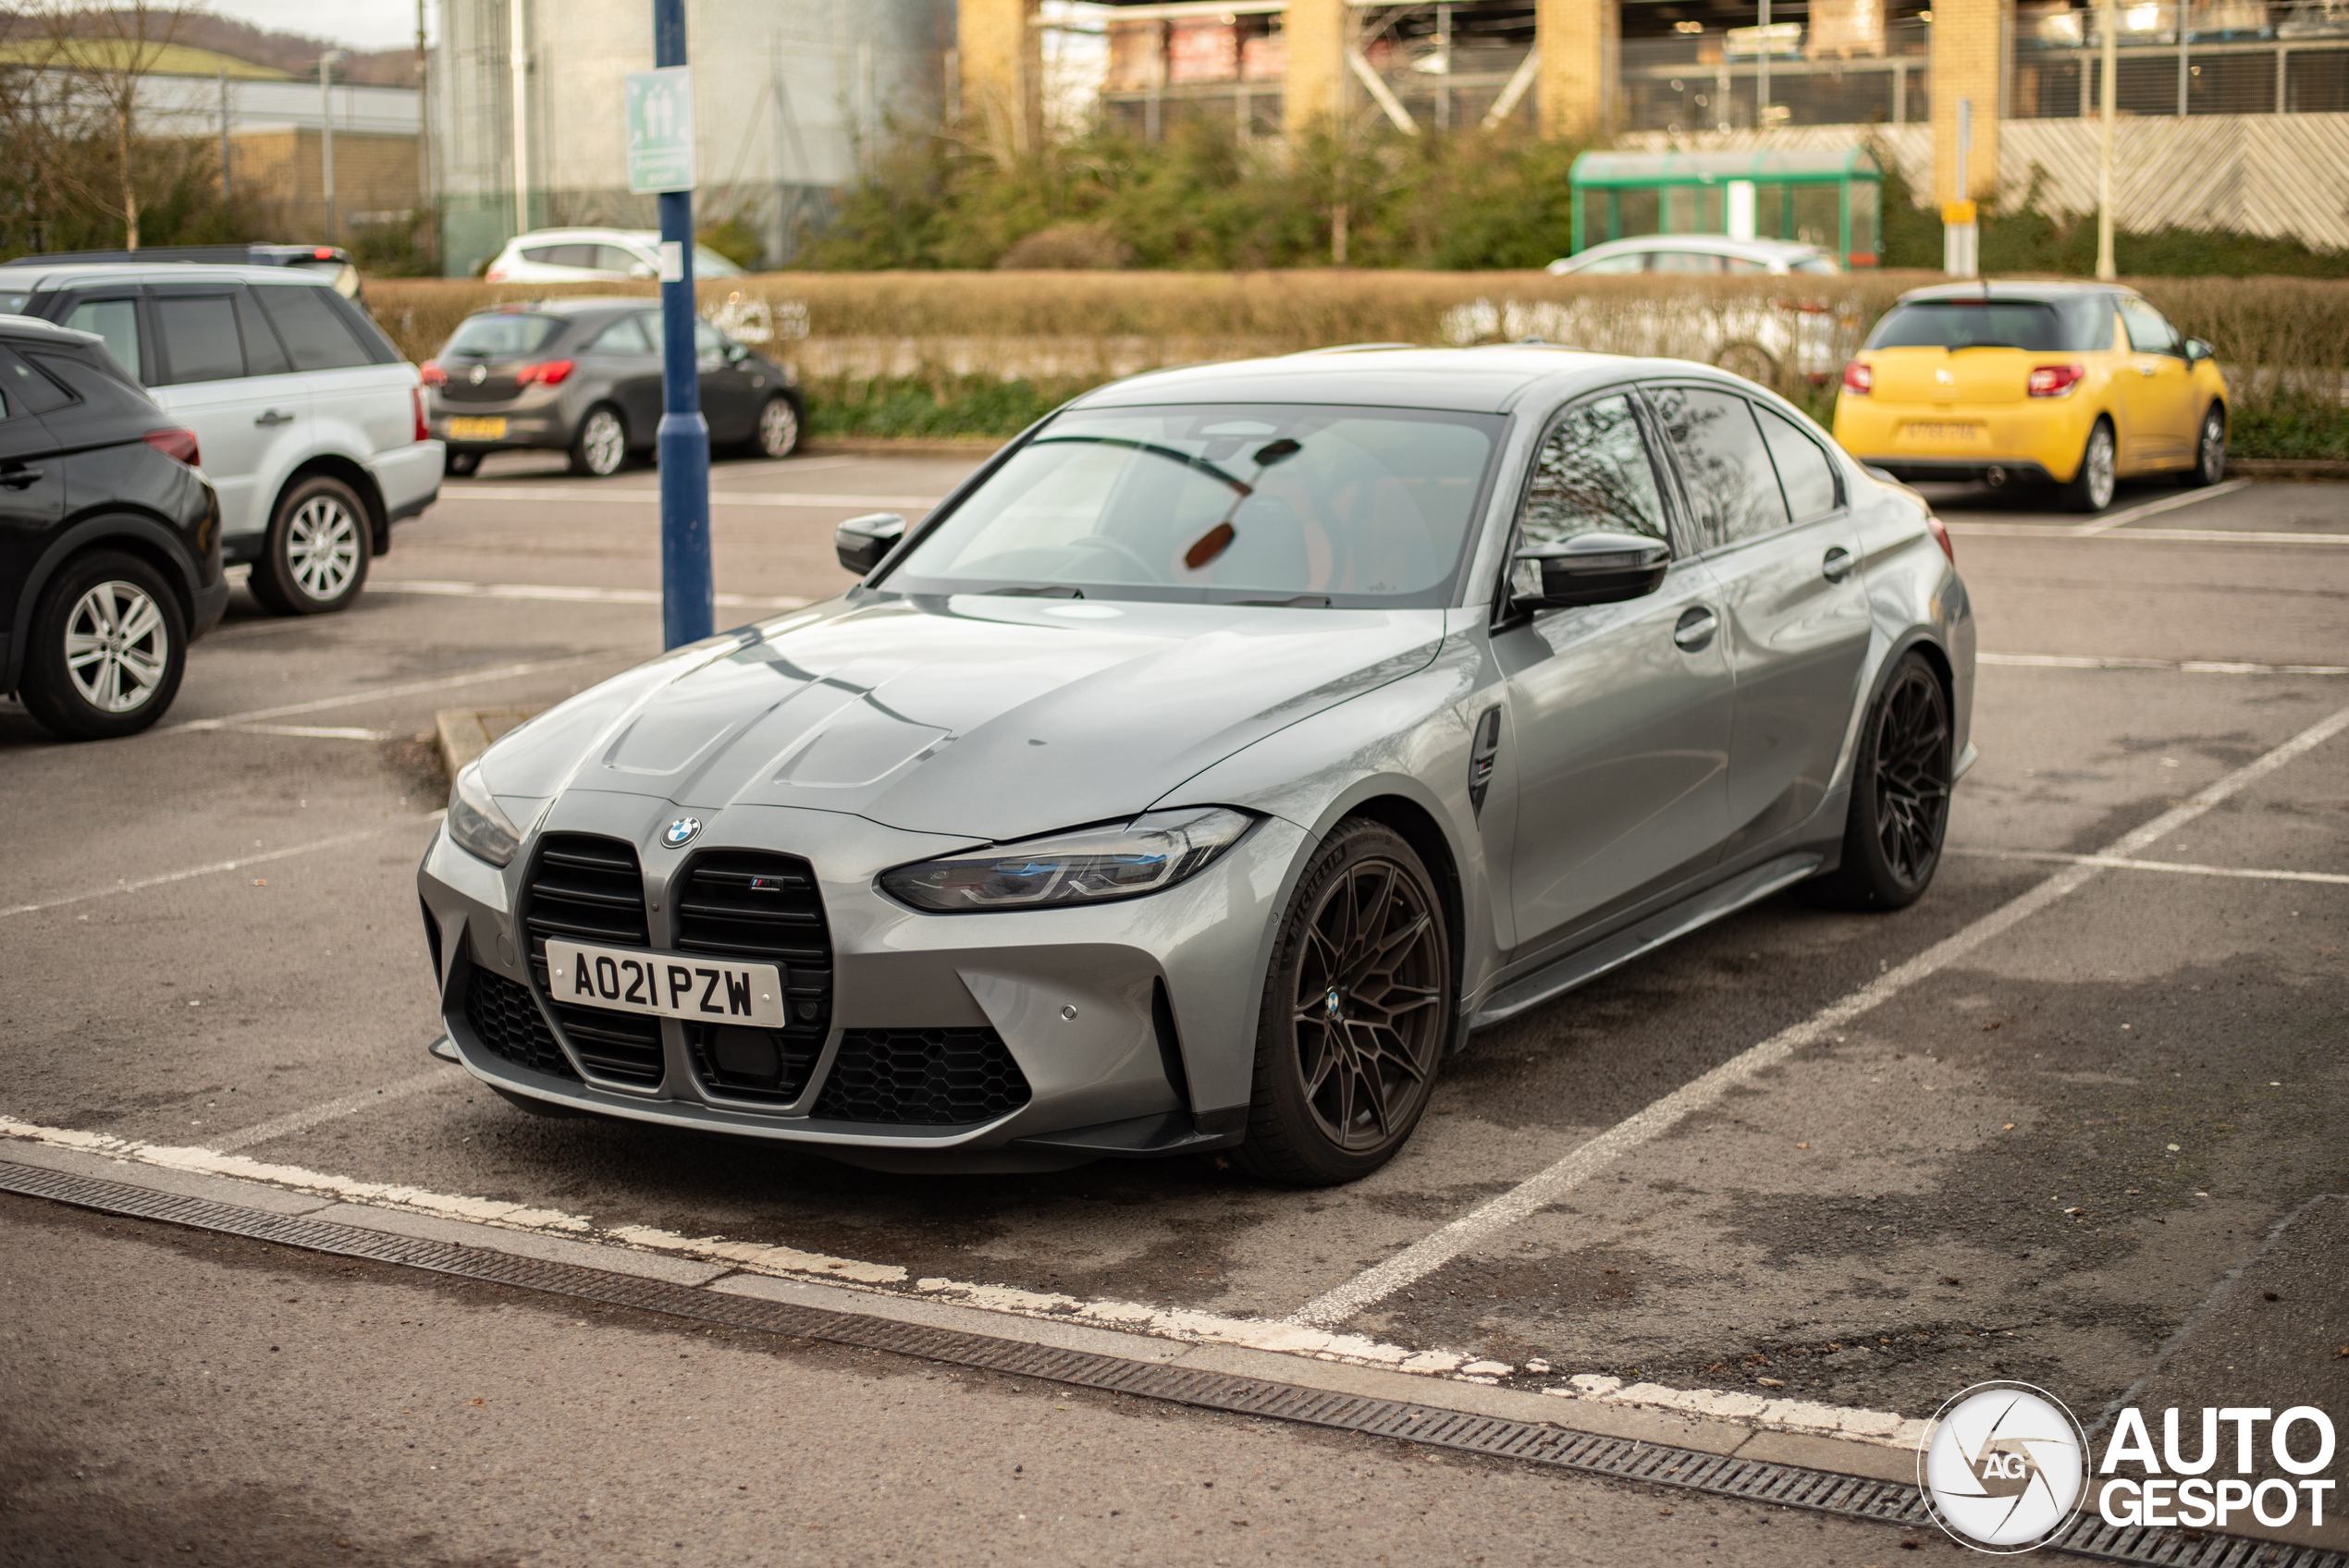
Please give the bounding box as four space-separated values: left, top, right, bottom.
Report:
654 0 711 649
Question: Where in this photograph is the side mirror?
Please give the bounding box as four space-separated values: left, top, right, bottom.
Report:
724 342 750 363
626 261 658 280
835 512 906 576
2183 337 2214 363
1510 532 1671 610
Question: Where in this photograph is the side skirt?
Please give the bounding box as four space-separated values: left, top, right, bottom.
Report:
1469 851 1825 1030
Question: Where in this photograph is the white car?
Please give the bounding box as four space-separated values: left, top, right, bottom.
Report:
484 229 746 284
0 263 442 614
1547 236 1841 276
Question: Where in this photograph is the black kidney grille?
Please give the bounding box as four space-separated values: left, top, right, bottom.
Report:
812 1028 1031 1126
674 850 830 1106
464 968 579 1081
523 833 663 1086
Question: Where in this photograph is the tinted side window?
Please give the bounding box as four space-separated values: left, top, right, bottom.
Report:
154 294 245 384
1652 251 1725 274
254 286 370 371
27 349 162 428
592 245 645 273
589 315 649 354
1519 393 1670 549
235 288 292 374
62 297 142 382
1755 406 1841 522
0 345 75 414
1646 386 1789 548
2119 299 2183 356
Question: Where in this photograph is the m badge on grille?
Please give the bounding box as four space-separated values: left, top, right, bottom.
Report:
663 816 701 848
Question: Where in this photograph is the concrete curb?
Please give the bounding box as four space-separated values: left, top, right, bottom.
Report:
2230 458 2349 480
434 707 534 780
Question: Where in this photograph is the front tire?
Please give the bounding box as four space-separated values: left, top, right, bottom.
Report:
249 475 369 615
569 404 628 477
1237 819 1454 1185
1804 651 1953 911
750 393 801 459
18 550 188 741
2184 405 2226 486
2057 418 2117 513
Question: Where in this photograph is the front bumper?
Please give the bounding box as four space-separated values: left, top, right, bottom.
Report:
1835 397 2094 484
417 790 1304 1170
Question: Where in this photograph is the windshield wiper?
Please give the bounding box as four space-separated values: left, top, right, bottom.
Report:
987 584 1085 598
1230 594 1330 607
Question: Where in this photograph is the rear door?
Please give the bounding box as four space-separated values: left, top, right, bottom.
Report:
593 312 666 437
2116 298 2196 467
144 283 309 545
1648 384 1874 857
1495 389 1736 949
254 282 410 509
0 345 71 661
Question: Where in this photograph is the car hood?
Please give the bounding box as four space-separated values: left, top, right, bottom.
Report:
479 595 1448 843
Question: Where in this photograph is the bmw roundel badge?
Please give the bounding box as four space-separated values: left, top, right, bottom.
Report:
663 816 701 848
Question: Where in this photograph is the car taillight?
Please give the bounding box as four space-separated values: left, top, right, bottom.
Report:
516 359 574 386
412 386 429 443
485 264 507 282
1842 361 1873 396
141 427 200 467
2027 362 2085 398
1925 513 1955 564
419 360 447 386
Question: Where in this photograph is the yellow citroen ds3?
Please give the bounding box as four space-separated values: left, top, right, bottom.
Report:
1833 282 2228 513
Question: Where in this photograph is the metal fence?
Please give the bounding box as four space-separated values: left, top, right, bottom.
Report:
1619 18 1932 134
2011 0 2349 114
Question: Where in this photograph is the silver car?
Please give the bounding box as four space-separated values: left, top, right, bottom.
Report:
417 348 1974 1182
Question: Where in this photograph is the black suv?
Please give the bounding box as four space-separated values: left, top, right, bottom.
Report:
0 314 225 741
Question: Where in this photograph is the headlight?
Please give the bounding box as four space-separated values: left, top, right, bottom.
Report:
446 758 530 867
879 807 1257 913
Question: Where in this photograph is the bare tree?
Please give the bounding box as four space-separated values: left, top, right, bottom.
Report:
1 3 204 250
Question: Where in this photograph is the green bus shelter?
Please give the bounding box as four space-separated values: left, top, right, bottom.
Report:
1568 146 1884 268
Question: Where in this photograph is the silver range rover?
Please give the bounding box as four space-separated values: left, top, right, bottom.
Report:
416 347 1974 1182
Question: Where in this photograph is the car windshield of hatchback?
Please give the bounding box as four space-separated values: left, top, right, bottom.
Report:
883 403 1504 607
1864 298 2108 352
444 312 564 359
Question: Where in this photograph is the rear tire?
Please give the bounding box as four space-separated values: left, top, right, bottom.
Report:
2183 405 2226 487
569 404 628 477
18 550 188 741
749 393 801 459
1237 820 1454 1186
2057 418 2117 513
1803 651 1953 911
249 474 369 616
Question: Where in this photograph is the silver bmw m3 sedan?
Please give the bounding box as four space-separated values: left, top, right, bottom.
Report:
417 347 1974 1183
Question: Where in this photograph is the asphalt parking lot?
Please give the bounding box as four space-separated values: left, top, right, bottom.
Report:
4 454 2343 1564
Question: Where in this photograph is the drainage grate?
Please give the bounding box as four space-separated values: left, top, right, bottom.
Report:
2 1159 2337 1568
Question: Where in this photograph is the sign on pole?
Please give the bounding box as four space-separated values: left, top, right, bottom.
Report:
625 66 695 194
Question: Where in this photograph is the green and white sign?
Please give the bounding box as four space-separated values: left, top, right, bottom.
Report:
625 66 695 194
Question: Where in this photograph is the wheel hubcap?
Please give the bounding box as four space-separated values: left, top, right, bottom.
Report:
64 580 168 713
2088 431 2115 508
759 399 797 457
584 411 624 473
1290 859 1445 1151
1873 668 1951 887
2203 417 2223 477
288 498 359 600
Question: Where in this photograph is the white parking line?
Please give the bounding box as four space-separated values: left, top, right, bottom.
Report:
1978 653 2349 676
1949 847 2349 886
2069 477 2253 534
223 723 398 741
370 580 810 610
0 826 402 919
1948 522 2349 545
164 653 623 733
1285 700 2349 1329
205 1068 460 1153
439 485 943 510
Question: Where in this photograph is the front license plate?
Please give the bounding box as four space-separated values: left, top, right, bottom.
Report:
545 939 787 1028
1902 421 1987 444
447 416 507 440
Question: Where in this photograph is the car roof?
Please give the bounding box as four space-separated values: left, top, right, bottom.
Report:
502 228 657 247
461 297 651 320
1894 278 2133 301
1576 235 1825 258
1070 345 1740 415
0 262 338 290
0 312 102 346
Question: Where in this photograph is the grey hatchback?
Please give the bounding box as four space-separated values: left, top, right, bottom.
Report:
424 299 804 477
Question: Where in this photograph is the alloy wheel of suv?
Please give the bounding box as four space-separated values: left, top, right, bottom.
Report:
571 405 628 477
19 550 188 741
251 475 370 615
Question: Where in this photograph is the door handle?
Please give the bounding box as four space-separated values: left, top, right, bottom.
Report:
255 409 296 426
0 465 43 489
1672 606 1717 652
2136 364 2158 377
1822 546 1855 583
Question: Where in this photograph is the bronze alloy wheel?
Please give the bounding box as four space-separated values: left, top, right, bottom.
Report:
1242 820 1453 1184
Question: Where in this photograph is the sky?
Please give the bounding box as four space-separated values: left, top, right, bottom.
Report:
203 0 433 51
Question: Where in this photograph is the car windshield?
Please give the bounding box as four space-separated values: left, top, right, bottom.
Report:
882 403 1504 607
1865 298 2108 352
444 312 564 359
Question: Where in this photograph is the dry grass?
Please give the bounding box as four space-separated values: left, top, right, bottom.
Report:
365 270 2349 417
